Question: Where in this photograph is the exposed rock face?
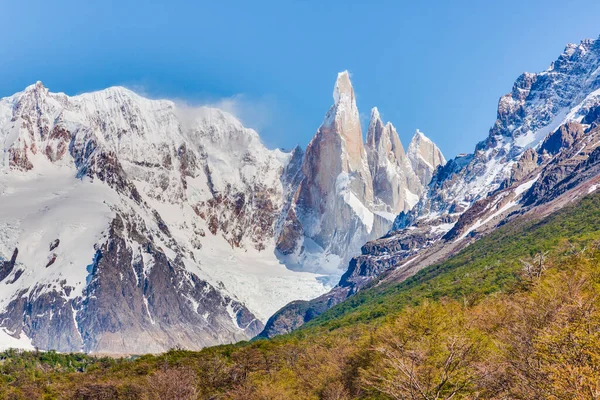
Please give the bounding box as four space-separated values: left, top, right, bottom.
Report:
0 249 19 283
540 121 585 155
275 73 444 276
508 148 539 185
523 120 600 207
293 71 375 259
366 108 423 213
275 146 305 255
75 216 261 354
407 130 446 186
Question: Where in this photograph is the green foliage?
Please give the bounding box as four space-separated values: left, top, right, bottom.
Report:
302 192 600 333
2 193 600 399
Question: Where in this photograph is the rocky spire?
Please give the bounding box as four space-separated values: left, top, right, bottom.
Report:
276 71 377 273
301 70 373 207
407 129 446 186
320 71 370 177
366 108 423 212
366 107 385 151
366 107 406 166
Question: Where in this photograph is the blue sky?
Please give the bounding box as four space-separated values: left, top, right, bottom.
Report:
2 1 600 159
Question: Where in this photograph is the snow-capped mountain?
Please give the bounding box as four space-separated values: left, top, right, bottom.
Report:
0 73 441 353
259 36 600 339
397 38 600 236
0 83 327 353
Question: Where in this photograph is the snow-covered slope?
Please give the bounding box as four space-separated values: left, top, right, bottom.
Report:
0 83 328 353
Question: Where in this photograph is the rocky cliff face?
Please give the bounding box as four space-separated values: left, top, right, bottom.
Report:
366 108 423 213
275 72 444 277
407 129 446 186
276 72 377 275
259 36 600 339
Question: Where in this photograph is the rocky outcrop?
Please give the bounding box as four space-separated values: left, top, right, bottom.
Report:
523 121 600 207
540 122 585 155
366 108 423 212
275 73 444 275
407 130 446 186
509 148 539 185
0 248 19 283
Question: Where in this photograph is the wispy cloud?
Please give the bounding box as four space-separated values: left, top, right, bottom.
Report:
208 93 275 134
122 83 277 137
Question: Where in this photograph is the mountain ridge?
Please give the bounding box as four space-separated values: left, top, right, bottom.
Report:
0 73 441 353
258 36 600 339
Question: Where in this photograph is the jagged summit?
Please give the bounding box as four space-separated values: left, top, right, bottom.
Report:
370 105 380 119
365 107 385 148
407 129 446 186
332 70 354 106
26 80 45 90
411 129 428 141
410 129 439 146
277 71 375 274
318 70 366 177
365 107 403 153
366 108 405 159
365 108 425 214
275 72 445 277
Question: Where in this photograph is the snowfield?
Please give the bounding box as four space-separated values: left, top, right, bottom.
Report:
0 160 118 310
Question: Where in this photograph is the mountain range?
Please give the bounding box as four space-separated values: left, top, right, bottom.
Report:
259 36 600 338
4 33 600 400
3 36 600 354
0 71 442 353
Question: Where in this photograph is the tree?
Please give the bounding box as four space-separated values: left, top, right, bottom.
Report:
361 301 490 399
147 366 197 400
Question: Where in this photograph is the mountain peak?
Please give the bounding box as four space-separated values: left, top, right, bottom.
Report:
333 70 354 106
317 71 365 174
411 129 432 145
366 107 384 146
408 129 445 186
370 106 380 120
24 80 47 93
